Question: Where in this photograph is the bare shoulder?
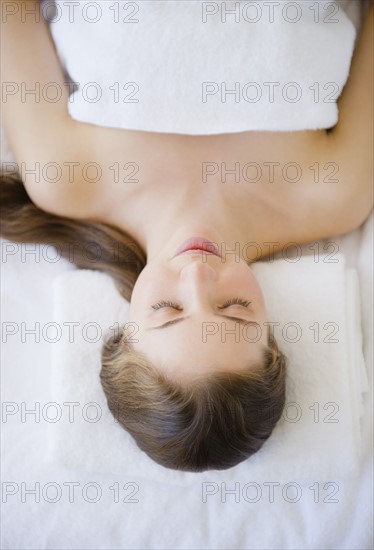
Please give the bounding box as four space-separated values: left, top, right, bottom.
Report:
295 130 373 241
24 121 150 221
9 119 104 220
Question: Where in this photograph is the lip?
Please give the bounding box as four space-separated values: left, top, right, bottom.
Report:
173 237 221 258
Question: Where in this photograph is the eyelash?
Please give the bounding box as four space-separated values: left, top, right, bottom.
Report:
151 300 183 311
151 297 251 311
218 297 251 309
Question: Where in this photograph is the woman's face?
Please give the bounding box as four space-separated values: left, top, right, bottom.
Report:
129 231 269 383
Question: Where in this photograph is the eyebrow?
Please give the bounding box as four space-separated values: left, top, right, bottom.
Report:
146 314 255 331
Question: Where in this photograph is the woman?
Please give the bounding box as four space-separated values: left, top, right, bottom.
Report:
1 1 373 472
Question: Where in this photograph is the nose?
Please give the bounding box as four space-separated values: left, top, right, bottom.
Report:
179 258 218 284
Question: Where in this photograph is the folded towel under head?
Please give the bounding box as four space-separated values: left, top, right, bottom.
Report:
46 0 358 134
45 254 368 486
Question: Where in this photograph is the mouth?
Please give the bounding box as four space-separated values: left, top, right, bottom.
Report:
173 237 221 258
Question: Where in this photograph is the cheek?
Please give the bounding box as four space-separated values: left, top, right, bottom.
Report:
130 265 174 311
226 266 265 306
248 272 265 305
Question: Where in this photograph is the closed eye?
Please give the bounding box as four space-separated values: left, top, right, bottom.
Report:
151 297 251 311
218 297 251 309
151 300 183 311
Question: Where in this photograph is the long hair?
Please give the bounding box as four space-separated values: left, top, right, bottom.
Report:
1 170 287 472
0 171 145 300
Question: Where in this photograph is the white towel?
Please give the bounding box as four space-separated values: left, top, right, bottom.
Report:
45 254 369 486
46 0 357 134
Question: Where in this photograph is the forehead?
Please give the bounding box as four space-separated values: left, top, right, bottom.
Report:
133 319 267 382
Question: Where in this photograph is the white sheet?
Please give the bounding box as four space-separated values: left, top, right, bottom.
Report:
1 213 373 549
1 0 372 547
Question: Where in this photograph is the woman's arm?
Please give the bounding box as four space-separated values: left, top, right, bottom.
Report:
301 0 374 238
0 0 96 216
330 0 373 158
325 0 373 231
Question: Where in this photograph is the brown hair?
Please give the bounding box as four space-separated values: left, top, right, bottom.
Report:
1 170 287 472
101 333 286 472
0 171 145 300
